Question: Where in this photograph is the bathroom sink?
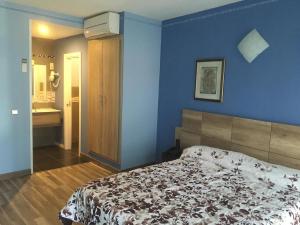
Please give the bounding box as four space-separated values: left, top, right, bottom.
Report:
32 108 61 113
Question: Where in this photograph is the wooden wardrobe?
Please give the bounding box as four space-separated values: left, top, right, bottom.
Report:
88 36 120 163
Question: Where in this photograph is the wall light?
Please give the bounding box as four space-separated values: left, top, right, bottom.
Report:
238 29 269 63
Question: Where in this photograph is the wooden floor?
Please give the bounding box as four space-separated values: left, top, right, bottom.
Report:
33 146 90 172
0 162 114 225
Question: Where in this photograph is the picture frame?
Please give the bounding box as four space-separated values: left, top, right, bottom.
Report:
194 58 225 102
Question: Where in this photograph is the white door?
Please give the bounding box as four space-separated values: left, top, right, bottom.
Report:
64 52 81 151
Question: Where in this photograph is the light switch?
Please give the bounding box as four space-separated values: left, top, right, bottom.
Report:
12 110 19 115
50 63 54 70
22 58 28 73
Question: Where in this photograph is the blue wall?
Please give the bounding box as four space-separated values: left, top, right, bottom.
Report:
121 12 161 169
0 1 82 175
0 7 31 174
0 2 161 174
157 0 300 154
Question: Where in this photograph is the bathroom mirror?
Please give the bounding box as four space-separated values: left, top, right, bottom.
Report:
33 64 47 102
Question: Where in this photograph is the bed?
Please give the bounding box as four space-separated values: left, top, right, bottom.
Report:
60 109 300 225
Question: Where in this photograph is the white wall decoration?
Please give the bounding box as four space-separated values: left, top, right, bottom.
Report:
238 29 270 63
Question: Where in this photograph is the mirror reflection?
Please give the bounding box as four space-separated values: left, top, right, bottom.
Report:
33 64 47 102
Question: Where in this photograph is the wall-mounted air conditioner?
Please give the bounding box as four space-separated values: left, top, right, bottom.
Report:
84 12 120 39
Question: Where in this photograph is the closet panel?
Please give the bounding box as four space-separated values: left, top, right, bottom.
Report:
102 36 120 162
88 40 103 154
88 36 120 163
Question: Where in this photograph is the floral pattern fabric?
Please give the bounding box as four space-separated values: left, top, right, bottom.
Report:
60 146 300 225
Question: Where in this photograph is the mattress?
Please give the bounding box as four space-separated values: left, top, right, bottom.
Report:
60 146 300 225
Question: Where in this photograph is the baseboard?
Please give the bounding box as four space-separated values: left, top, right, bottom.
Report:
122 161 156 172
0 169 31 181
55 142 65 149
80 152 156 173
80 152 120 173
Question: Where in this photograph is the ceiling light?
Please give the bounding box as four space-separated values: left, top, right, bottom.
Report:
38 25 49 36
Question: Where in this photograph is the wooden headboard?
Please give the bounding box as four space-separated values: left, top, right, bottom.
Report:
176 109 300 170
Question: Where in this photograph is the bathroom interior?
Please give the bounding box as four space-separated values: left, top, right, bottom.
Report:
31 20 89 172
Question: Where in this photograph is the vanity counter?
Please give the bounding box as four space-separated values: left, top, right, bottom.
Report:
32 108 62 128
32 108 61 114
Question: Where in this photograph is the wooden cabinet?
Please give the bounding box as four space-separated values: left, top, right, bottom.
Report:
88 36 120 163
32 112 61 128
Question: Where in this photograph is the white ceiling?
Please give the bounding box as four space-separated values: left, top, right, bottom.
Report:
31 20 83 40
7 0 240 21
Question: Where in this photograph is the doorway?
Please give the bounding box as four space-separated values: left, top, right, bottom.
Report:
64 52 82 154
30 19 89 172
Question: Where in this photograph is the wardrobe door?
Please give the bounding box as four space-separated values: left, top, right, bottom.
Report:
102 36 120 162
88 40 104 154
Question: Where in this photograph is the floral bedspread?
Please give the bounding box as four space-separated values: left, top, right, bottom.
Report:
60 146 300 225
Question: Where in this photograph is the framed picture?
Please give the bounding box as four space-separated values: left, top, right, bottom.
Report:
194 58 225 102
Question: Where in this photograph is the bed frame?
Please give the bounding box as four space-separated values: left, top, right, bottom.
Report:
176 109 300 170
60 217 72 225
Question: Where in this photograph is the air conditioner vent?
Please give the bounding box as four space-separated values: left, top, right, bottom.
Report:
84 12 120 39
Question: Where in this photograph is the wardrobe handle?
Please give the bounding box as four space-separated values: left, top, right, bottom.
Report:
99 95 104 109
